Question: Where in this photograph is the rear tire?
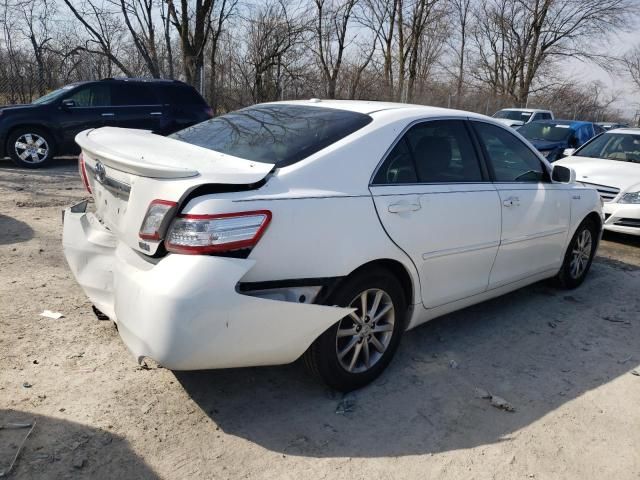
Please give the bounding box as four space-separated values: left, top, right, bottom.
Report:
7 127 55 168
555 218 598 289
303 267 407 392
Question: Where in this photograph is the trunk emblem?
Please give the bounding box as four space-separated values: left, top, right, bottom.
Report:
95 161 107 183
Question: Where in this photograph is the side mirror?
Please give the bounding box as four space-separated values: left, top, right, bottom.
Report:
552 164 576 184
562 148 576 157
61 99 75 109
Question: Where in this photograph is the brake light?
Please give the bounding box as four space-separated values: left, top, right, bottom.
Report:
78 153 92 194
165 210 271 254
139 200 178 240
205 107 214 118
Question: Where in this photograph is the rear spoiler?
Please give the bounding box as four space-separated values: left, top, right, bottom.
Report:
76 129 199 179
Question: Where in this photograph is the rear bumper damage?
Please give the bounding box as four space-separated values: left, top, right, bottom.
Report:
62 206 352 370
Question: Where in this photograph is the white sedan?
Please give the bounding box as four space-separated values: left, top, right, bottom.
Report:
556 128 640 236
63 100 602 391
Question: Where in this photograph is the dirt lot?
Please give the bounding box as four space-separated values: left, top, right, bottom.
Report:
1 158 639 479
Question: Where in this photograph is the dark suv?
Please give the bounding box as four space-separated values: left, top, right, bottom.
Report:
0 78 213 168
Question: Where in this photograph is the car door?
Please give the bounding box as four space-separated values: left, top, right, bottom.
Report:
110 82 164 132
471 121 571 287
59 83 115 148
370 119 501 308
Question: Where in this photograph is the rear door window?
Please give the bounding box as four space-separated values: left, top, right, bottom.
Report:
473 121 548 182
161 85 207 106
112 83 159 106
372 120 484 184
170 104 372 167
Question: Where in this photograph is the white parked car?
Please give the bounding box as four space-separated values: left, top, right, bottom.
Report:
493 108 554 128
556 128 640 236
63 100 602 391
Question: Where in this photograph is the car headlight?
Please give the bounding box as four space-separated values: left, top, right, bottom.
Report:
619 192 640 204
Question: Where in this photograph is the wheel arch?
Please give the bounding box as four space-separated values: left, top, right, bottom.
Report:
341 258 415 307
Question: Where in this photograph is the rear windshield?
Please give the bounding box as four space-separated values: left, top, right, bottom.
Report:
518 122 573 142
493 110 532 121
170 104 373 167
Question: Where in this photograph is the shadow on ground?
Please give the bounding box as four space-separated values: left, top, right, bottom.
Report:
0 157 78 175
0 410 158 479
176 260 639 458
0 214 34 245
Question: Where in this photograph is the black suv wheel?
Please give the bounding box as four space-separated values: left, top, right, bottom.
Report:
7 128 55 168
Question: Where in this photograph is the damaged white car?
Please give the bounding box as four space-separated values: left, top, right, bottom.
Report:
63 100 602 391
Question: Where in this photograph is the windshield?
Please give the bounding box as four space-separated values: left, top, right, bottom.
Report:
518 122 573 142
493 110 532 121
32 85 75 104
170 104 372 167
575 132 640 163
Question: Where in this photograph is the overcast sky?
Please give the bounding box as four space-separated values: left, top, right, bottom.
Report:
566 29 640 121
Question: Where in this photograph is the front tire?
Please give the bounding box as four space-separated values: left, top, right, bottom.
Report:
303 267 407 392
556 219 598 289
7 128 55 168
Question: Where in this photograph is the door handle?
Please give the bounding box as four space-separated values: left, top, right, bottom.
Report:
502 196 520 207
150 112 163 116
101 113 115 117
388 202 421 213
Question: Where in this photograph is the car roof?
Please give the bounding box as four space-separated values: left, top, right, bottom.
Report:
498 108 551 113
266 99 490 118
530 119 590 127
608 127 640 135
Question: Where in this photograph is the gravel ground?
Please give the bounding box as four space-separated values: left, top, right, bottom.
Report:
1 158 639 479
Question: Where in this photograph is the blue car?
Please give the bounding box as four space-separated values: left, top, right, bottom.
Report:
517 120 600 162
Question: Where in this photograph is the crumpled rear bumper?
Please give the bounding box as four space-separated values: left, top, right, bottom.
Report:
62 206 352 370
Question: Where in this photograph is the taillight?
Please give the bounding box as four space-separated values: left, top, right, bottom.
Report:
78 153 92 194
165 210 271 254
205 107 214 118
139 200 178 240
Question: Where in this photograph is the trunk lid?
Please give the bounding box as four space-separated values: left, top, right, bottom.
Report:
76 127 272 255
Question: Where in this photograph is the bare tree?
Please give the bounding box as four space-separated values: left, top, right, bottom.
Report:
166 0 216 90
61 0 132 76
312 0 358 99
473 0 634 106
623 45 640 92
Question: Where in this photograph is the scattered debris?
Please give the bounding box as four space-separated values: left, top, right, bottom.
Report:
548 321 557 328
335 395 356 415
631 370 640 377
22 382 32 388
474 387 515 412
67 352 84 359
449 359 459 369
602 315 630 325
40 310 64 320
474 388 492 399
490 395 516 412
0 420 36 478
72 456 87 469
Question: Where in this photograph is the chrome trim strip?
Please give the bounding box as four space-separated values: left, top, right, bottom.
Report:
422 240 499 261
501 227 566 246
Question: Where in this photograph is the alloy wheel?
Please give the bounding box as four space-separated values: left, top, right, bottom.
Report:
569 228 592 279
335 288 395 374
14 133 49 164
